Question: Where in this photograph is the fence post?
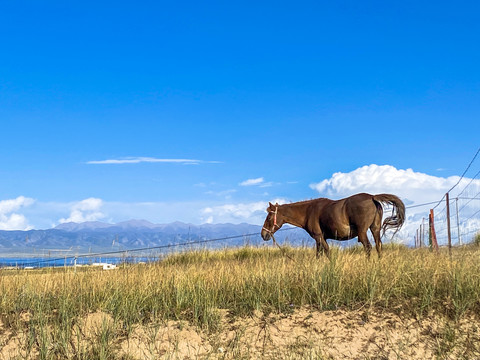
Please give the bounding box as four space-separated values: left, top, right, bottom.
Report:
446 192 452 255
428 215 432 249
429 209 439 252
428 216 432 249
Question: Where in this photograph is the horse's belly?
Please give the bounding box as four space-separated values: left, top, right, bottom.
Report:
325 226 357 240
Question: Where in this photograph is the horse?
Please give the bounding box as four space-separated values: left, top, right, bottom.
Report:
261 193 405 258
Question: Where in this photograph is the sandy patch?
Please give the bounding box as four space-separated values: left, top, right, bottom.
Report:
117 307 480 359
74 311 117 339
120 320 212 359
1 308 479 359
0 311 38 360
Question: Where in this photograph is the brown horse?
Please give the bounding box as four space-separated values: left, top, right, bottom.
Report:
261 193 405 258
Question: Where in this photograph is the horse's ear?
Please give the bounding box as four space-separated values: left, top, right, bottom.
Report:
275 202 279 206
268 202 273 208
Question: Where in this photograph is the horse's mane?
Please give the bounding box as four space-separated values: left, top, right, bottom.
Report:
281 197 329 207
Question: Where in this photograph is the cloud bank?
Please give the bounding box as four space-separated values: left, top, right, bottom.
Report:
201 198 287 224
0 196 35 230
310 165 463 204
59 198 105 223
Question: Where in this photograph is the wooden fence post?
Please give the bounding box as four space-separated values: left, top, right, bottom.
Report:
446 192 452 255
429 209 439 252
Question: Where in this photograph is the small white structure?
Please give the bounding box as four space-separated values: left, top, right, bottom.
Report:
91 262 117 270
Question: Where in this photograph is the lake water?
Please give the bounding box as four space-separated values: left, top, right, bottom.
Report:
0 256 161 269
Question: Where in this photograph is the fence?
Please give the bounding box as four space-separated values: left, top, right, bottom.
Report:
0 227 301 269
413 147 480 250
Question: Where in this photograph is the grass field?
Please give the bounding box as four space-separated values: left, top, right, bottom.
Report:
1 242 480 359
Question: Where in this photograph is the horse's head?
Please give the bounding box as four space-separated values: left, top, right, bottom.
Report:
261 202 283 241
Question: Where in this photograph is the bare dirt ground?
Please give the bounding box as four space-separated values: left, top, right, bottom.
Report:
1 307 480 359
120 308 480 359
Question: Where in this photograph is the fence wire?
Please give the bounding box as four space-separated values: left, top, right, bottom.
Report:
1 227 300 269
415 147 480 248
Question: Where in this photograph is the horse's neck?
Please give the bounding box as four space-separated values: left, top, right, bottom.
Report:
281 203 309 228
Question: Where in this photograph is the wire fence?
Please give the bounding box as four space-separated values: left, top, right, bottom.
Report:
0 227 301 269
413 147 480 249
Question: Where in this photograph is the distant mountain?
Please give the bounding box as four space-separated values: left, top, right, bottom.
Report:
115 219 158 229
53 220 262 235
0 220 312 256
54 221 114 232
55 219 159 232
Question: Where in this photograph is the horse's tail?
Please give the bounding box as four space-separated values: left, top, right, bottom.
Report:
373 194 406 238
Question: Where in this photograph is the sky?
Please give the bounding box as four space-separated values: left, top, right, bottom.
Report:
1 1 480 243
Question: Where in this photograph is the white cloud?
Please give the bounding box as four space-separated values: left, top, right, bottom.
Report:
310 164 480 245
201 202 265 222
200 198 287 224
59 198 105 224
310 164 461 203
205 216 214 224
87 157 220 165
101 200 285 226
0 196 35 230
6 198 286 229
239 177 264 186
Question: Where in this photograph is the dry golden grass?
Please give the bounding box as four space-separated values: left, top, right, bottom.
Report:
1 244 480 359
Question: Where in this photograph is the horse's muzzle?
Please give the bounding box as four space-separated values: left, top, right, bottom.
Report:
261 229 271 241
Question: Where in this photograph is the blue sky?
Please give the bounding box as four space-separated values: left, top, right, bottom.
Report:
1 1 480 233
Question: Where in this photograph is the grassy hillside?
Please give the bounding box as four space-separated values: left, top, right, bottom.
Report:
1 244 480 359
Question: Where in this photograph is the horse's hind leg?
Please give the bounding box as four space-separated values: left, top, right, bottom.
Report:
358 231 372 258
370 213 383 258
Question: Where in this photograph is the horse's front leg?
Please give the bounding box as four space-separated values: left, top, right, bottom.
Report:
315 239 321 258
314 234 330 259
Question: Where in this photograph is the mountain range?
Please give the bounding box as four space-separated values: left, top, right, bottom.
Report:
0 220 310 256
